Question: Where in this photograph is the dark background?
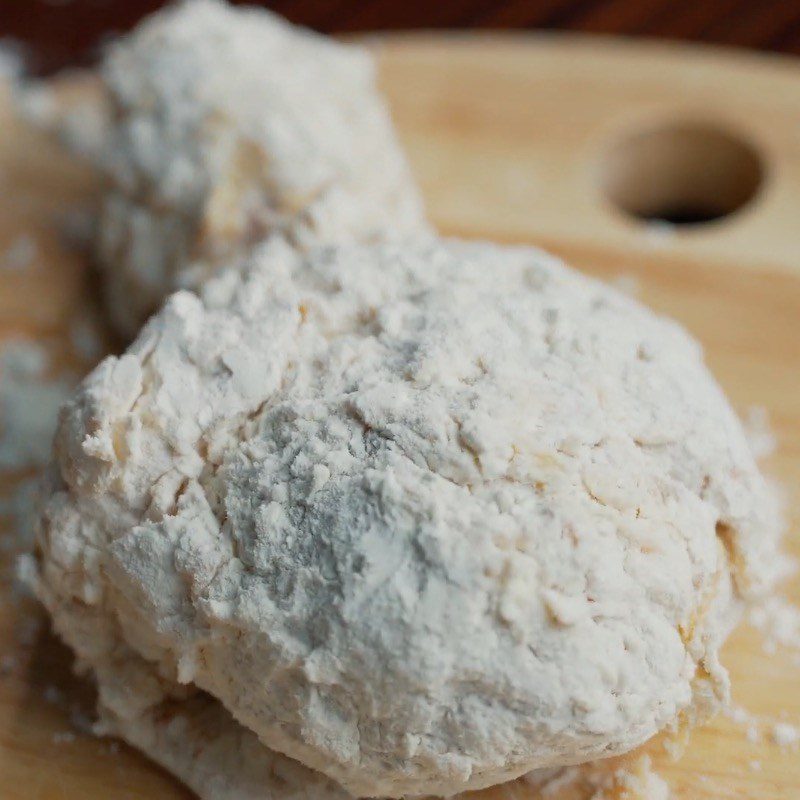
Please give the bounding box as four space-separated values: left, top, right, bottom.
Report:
3 0 800 74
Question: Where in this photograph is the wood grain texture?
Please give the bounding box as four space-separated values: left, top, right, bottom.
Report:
1 33 799 799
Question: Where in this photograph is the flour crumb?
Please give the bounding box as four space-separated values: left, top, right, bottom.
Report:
0 337 76 591
609 273 641 298
749 596 800 655
539 767 581 796
55 97 109 161
16 82 58 128
726 704 763 743
661 734 685 761
536 756 670 800
2 234 37 272
17 75 108 158
743 405 778 460
612 756 670 800
749 759 762 771
519 768 564 790
771 723 800 748
52 731 76 745
726 705 753 725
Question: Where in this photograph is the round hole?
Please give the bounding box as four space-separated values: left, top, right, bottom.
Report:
600 122 764 226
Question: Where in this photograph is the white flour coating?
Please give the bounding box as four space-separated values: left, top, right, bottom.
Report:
90 0 427 335
100 691 349 800
32 237 781 797
90 644 349 800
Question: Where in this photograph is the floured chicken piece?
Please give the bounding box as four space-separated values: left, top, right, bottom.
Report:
31 236 782 798
89 0 427 335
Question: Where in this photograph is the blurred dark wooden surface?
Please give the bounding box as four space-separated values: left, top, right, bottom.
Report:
2 0 800 74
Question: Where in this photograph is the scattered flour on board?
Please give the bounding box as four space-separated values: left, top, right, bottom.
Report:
725 705 762 743
743 405 778 461
609 273 641 298
771 723 800 748
0 341 76 577
750 597 800 658
530 756 670 799
0 340 73 470
15 77 109 163
537 767 582 796
739 405 800 664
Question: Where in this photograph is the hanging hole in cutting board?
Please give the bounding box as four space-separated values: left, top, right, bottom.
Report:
600 122 764 226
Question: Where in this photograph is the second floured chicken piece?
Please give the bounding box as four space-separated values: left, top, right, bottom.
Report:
93 0 427 335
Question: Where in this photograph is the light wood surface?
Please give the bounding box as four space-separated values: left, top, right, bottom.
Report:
1 33 799 799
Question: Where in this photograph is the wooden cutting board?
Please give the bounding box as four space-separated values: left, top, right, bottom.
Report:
0 33 799 799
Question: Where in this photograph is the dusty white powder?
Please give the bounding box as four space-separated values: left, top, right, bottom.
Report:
32 236 782 798
771 723 799 748
725 705 762 743
0 340 82 597
749 596 800 655
743 405 778 461
609 273 641 298
726 705 753 725
538 767 582 796
612 755 670 800
16 82 59 129
534 755 669 799
0 341 73 470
